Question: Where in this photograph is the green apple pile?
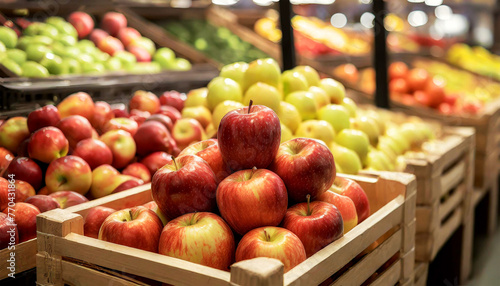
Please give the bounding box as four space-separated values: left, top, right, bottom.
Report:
182 58 438 174
0 12 190 78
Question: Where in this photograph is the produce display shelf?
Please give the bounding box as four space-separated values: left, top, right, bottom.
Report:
0 182 151 282
36 172 416 286
118 6 280 69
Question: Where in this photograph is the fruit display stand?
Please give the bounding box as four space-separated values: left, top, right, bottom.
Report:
36 172 416 286
0 182 152 283
117 6 281 69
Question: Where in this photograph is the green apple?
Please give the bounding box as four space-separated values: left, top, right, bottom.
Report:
365 150 394 171
24 23 58 39
153 47 176 69
114 51 137 69
0 42 5 53
243 82 280 113
1 58 22 76
21 61 49 78
26 44 51 62
285 91 317 120
170 58 191 71
341 97 357 117
320 78 345 104
47 20 77 38
6 49 27 65
277 101 301 133
105 57 123 71
293 65 320 87
385 128 410 154
78 53 95 65
31 35 53 46
40 53 65 75
76 39 96 54
62 58 81 74
185 88 209 108
378 135 404 156
207 77 242 111
92 51 110 63
350 116 380 146
363 110 385 135
281 70 308 97
0 26 18 49
45 16 65 26
219 62 248 87
212 100 244 129
281 124 293 143
52 43 79 59
317 104 350 134
242 58 281 92
295 120 335 146
82 62 106 74
330 143 362 175
309 86 330 110
129 37 156 55
56 34 77 47
335 129 370 163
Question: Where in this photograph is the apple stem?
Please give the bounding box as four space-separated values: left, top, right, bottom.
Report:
189 212 196 225
172 156 178 171
264 230 270 241
128 210 133 221
248 100 253 114
306 194 311 216
250 166 257 179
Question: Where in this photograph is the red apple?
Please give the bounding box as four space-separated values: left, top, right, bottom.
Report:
159 212 234 270
235 226 306 273
100 12 127 37
72 138 113 170
16 138 30 157
127 46 151 62
0 212 18 248
91 101 115 132
122 162 151 183
12 180 35 203
28 127 69 163
0 178 9 211
3 157 42 191
151 155 217 220
388 62 408 80
128 109 151 126
100 130 136 169
270 138 335 203
129 90 160 114
0 147 14 177
37 187 49 195
68 11 94 38
89 28 109 46
57 92 95 121
99 206 163 252
140 152 172 175
316 190 358 234
98 36 124 56
159 90 186 111
110 103 129 118
56 115 93 149
424 78 446 108
157 105 181 123
282 197 343 257
217 168 287 235
90 165 129 198
45 156 92 195
142 201 168 226
331 177 370 223
178 139 229 183
111 177 144 194
134 121 176 157
389 78 409 95
102 117 138 136
27 105 61 133
48 191 89 209
3 202 40 242
218 104 280 172
117 27 141 47
24 195 60 213
0 117 30 153
172 118 206 150
406 68 430 92
145 114 173 132
84 206 116 239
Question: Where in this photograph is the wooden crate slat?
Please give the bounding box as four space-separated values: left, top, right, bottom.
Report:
403 219 416 254
50 233 231 286
60 260 141 286
440 160 466 197
401 248 415 281
284 196 405 286
0 239 37 278
438 183 466 223
330 229 402 286
230 258 284 286
368 260 402 286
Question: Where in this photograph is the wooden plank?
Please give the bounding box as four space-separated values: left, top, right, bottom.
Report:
284 197 404 286
0 239 37 279
369 260 402 286
61 260 139 286
50 233 231 286
440 160 466 197
413 263 429 286
230 258 284 286
434 207 463 259
438 183 466 223
416 203 439 233
403 219 416 255
401 248 415 282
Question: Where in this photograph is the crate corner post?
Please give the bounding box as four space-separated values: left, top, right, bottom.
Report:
230 257 284 286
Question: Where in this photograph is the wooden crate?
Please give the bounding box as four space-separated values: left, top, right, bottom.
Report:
0 183 153 281
413 263 429 286
36 172 416 286
404 127 475 283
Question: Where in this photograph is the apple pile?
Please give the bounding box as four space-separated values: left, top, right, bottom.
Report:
0 11 190 77
85 101 371 273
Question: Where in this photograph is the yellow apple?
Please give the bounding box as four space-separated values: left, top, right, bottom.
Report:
277 101 301 133
285 91 317 120
293 65 320 87
207 77 242 111
181 106 212 129
329 143 362 175
242 58 281 92
212 100 244 129
185 88 209 108
295 120 335 146
317 104 350 134
350 116 380 146
243 82 281 113
280 124 293 143
341 97 357 117
219 62 248 87
309 86 330 110
320 78 345 104
281 70 308 96
335 129 370 163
